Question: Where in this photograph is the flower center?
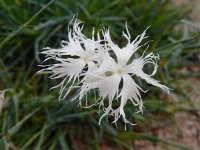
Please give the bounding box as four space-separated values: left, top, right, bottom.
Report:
105 67 125 77
116 67 124 75
83 56 89 62
105 71 113 76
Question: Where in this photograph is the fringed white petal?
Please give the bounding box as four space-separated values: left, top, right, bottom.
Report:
125 53 170 93
40 58 86 100
94 52 118 74
98 74 143 127
103 26 148 65
79 62 99 107
49 58 86 80
40 17 104 101
80 74 121 101
120 74 143 111
59 40 85 57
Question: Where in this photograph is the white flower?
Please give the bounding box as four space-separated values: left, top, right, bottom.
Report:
40 18 103 100
40 17 170 128
80 23 170 126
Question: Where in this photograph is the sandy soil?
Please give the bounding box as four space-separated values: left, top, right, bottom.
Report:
173 0 200 24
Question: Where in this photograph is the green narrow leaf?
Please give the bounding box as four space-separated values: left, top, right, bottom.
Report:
56 112 93 122
49 136 59 150
58 130 70 150
181 19 200 31
0 0 56 49
7 108 40 135
22 130 41 149
35 123 48 150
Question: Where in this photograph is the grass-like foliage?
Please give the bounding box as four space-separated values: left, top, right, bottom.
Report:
0 0 200 149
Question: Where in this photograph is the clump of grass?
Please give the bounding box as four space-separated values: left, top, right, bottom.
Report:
0 0 200 149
